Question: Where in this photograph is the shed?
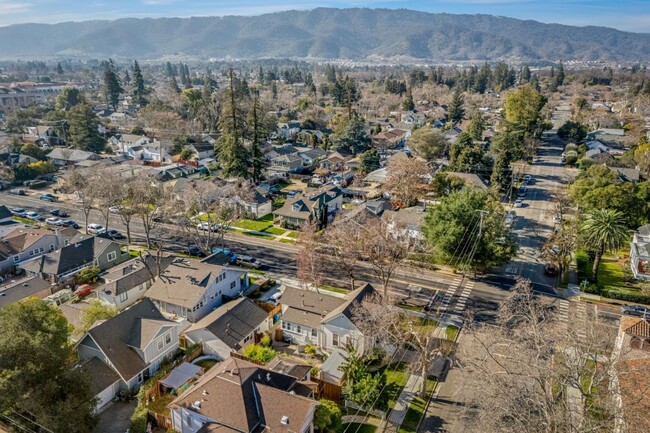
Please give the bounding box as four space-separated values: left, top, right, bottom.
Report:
160 362 202 392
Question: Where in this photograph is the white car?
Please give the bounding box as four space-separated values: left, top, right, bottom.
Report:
268 292 283 304
25 211 42 221
45 217 63 225
108 206 120 214
87 223 106 234
514 199 523 208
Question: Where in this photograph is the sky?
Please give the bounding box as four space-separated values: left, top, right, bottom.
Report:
0 0 648 33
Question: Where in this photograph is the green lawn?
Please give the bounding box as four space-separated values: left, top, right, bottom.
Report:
264 227 286 235
286 231 300 238
319 285 349 294
272 199 286 209
339 423 377 433
243 231 274 239
398 303 422 313
576 250 643 296
279 238 295 244
233 219 272 231
146 393 175 416
259 213 274 222
195 359 218 371
399 396 427 433
248 269 267 275
445 325 460 342
377 362 408 410
13 216 39 225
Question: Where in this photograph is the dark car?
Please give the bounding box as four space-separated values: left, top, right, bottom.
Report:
620 305 650 317
39 193 58 202
49 209 68 217
100 229 124 240
544 264 558 277
212 248 237 263
62 220 81 229
187 246 206 257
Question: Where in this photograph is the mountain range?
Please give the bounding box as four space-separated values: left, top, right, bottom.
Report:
0 8 648 62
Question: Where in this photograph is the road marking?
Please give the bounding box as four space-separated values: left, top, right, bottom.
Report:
575 302 587 340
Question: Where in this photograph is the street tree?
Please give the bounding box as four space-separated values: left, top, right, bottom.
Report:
504 84 547 137
323 219 366 290
132 177 168 249
408 127 446 161
580 209 628 282
0 299 97 433
296 222 325 291
383 154 429 207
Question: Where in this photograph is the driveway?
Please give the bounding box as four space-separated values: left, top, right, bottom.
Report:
92 400 137 433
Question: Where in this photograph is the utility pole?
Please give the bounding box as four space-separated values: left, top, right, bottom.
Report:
477 209 489 238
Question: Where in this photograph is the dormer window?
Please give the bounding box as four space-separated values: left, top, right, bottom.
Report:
292 203 301 212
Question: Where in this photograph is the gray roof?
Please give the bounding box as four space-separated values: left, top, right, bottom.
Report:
0 205 12 220
20 236 95 277
76 357 121 395
382 206 426 228
322 283 376 324
0 277 51 309
101 255 174 296
188 297 268 350
446 172 488 189
47 148 100 162
638 224 650 237
281 286 345 317
605 165 640 183
319 348 348 382
82 298 176 381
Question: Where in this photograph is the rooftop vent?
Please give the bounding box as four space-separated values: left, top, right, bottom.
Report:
280 416 289 425
192 401 201 409
266 373 271 382
202 390 209 396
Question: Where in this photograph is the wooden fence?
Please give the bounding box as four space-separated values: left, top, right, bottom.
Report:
311 377 343 402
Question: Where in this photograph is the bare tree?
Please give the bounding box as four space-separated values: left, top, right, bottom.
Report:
353 292 454 396
383 154 430 207
115 181 138 246
296 221 325 291
61 169 99 234
322 218 366 290
131 177 167 249
453 279 637 433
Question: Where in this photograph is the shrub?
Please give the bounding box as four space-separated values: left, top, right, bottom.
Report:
75 266 100 284
565 150 578 165
242 344 277 363
305 345 317 356
564 143 578 152
129 407 148 433
260 334 272 347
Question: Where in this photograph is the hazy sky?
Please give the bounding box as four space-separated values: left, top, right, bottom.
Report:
0 0 648 32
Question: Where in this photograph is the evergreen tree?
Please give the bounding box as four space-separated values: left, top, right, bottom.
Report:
184 64 190 82
179 62 187 85
258 65 264 81
271 81 278 99
550 65 555 78
169 76 180 94
447 87 465 124
218 69 249 178
247 96 267 182
165 61 174 77
102 59 122 110
56 62 64 75
360 148 381 174
131 60 147 105
467 111 485 141
123 69 131 85
402 88 415 111
491 150 512 192
520 64 531 83
555 61 566 87
68 103 105 152
475 62 491 94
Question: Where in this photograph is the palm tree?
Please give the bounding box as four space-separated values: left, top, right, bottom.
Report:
580 209 628 282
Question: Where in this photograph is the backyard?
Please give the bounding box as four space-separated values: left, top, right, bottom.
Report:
576 250 648 300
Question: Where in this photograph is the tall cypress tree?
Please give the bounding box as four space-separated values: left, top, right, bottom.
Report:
68 103 105 152
102 59 122 110
447 87 465 124
218 69 249 178
131 60 147 105
247 96 266 182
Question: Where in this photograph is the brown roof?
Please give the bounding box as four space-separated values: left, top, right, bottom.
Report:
0 228 54 257
281 287 345 317
322 283 376 324
170 357 316 433
625 318 650 339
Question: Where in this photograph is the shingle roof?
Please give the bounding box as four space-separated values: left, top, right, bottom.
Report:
0 277 51 309
19 236 95 276
76 357 121 396
83 298 176 381
0 205 12 220
188 298 268 350
280 287 345 317
322 283 376 324
101 256 175 296
170 357 316 433
625 318 650 339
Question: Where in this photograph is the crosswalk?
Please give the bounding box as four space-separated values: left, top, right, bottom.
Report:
575 302 587 341
439 276 463 312
454 279 475 313
558 299 570 325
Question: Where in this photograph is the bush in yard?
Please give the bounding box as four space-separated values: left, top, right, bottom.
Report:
565 150 578 165
305 345 317 356
260 334 272 347
75 265 100 284
129 406 148 433
314 399 342 433
242 343 277 363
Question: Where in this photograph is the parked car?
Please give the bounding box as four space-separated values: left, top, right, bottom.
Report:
102 229 124 240
45 217 63 225
236 255 261 269
197 222 219 232
544 264 558 277
523 175 532 183
25 211 43 221
11 208 26 216
552 214 562 224
48 209 69 217
514 199 523 208
187 245 205 257
517 189 527 198
86 223 106 234
39 193 58 202
10 189 26 195
620 305 650 317
108 206 120 214
268 291 283 304
212 248 237 263
62 220 80 229
74 284 94 297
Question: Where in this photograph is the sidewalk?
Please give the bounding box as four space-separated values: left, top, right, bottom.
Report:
388 373 423 425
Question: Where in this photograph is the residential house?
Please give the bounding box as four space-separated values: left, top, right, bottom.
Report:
109 111 133 124
382 206 426 243
604 165 640 184
280 284 376 353
200 133 221 145
630 223 650 281
184 297 271 360
97 255 175 310
188 143 215 160
265 144 300 161
169 357 318 433
372 129 408 150
267 154 303 177
443 126 463 144
23 125 59 146
47 148 100 166
273 185 343 228
146 257 250 323
0 227 78 273
275 121 302 140
446 172 489 190
401 110 427 126
0 276 53 309
298 148 327 167
154 164 200 182
19 235 129 283
236 188 273 219
320 149 353 171
586 128 626 146
108 134 150 154
0 205 12 223
75 298 180 411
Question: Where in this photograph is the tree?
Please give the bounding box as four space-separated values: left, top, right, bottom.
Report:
520 64 531 83
557 120 587 142
408 128 446 161
449 133 487 173
384 155 429 206
402 88 415 111
169 76 180 94
430 172 467 198
80 299 117 333
67 103 105 152
447 87 465 123
296 222 325 291
423 188 517 270
580 209 628 282
360 148 381 174
180 148 195 160
314 400 342 433
131 60 148 105
490 150 512 193
55 87 86 111
504 84 547 137
0 299 97 433
467 111 485 141
246 96 267 182
323 220 366 290
56 62 64 75
333 111 370 154
218 69 249 178
102 59 122 110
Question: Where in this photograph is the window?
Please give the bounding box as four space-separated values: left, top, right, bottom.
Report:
28 250 34 257
282 321 287 330
332 333 340 347
243 334 251 343
199 301 204 308
39 247 44 253
157 339 164 350
64 240 69 246
49 244 55 252
107 251 117 261
230 281 236 289
165 332 172 345
311 329 318 338
119 292 128 302
296 325 302 334
13 255 19 263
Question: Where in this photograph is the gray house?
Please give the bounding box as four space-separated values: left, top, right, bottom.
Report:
75 298 180 411
630 223 650 281
0 227 78 273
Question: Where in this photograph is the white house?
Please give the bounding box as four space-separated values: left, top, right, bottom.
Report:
146 257 250 323
75 298 180 411
0 227 78 273
280 284 376 353
630 223 650 281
